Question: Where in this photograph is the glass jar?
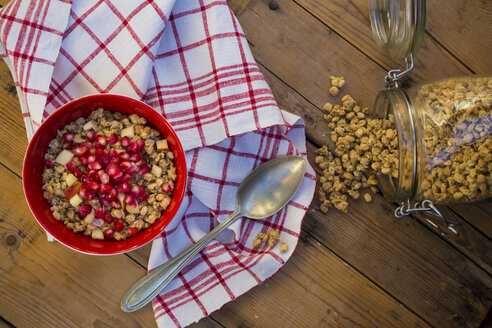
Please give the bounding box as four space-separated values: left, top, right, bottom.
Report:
374 76 492 204
368 0 491 231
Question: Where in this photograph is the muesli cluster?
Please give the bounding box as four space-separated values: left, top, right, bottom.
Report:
42 109 177 240
316 94 398 213
315 76 491 213
415 77 491 202
253 229 288 253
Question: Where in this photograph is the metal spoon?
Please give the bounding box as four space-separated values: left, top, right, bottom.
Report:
121 155 306 312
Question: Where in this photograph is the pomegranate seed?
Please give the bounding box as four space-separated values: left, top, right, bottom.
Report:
113 171 124 181
88 161 103 170
103 228 114 239
162 183 171 193
103 212 114 223
95 208 105 219
65 161 77 172
108 188 118 200
92 219 104 227
106 164 121 177
129 153 141 162
117 182 131 193
109 148 119 158
79 156 88 164
111 200 121 209
110 156 121 165
88 169 98 180
94 149 106 158
107 133 118 144
74 168 83 179
100 155 110 166
128 141 139 153
44 158 55 168
100 197 112 207
77 204 92 218
121 136 131 147
114 220 124 232
139 192 149 201
128 227 138 236
81 175 90 184
120 161 132 170
81 141 93 149
127 163 138 175
62 132 74 142
122 174 132 183
98 171 110 184
99 183 112 194
125 194 137 208
85 191 96 201
72 146 88 156
135 159 146 167
95 135 107 148
119 151 130 160
63 141 73 149
138 165 150 175
131 185 142 197
86 130 96 142
87 181 99 191
86 154 96 163
136 139 145 151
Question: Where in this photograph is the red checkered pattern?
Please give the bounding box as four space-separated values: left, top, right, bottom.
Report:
0 1 316 327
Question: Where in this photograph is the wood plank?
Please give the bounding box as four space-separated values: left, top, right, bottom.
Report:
448 204 492 241
0 60 27 177
209 230 430 328
0 165 158 328
293 0 471 82
0 317 14 328
425 0 492 73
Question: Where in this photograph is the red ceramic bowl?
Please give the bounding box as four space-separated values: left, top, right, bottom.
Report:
23 94 187 255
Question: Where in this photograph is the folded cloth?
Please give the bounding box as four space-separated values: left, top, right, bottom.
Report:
0 0 316 327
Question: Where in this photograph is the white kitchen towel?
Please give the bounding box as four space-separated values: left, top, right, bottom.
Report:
0 0 316 327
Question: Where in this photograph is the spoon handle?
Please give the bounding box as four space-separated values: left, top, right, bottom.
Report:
121 209 242 312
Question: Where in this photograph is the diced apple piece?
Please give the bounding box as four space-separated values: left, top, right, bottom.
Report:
55 149 74 166
64 181 82 199
84 209 95 225
151 164 162 177
91 228 104 240
69 194 83 207
83 121 95 131
65 173 78 187
118 192 126 209
126 203 139 214
121 126 134 138
156 139 169 151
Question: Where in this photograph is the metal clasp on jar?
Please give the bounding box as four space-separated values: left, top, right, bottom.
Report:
395 199 460 236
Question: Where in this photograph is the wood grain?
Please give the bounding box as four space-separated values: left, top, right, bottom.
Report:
0 60 27 177
425 0 492 73
211 230 429 328
294 0 471 83
450 204 492 240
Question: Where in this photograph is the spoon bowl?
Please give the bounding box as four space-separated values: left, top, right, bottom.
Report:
121 155 306 312
237 156 306 218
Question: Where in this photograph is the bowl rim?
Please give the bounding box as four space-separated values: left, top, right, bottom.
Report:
22 94 187 255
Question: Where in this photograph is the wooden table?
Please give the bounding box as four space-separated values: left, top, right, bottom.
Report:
1 0 491 327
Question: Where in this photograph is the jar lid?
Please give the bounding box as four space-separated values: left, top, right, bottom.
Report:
369 0 426 61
